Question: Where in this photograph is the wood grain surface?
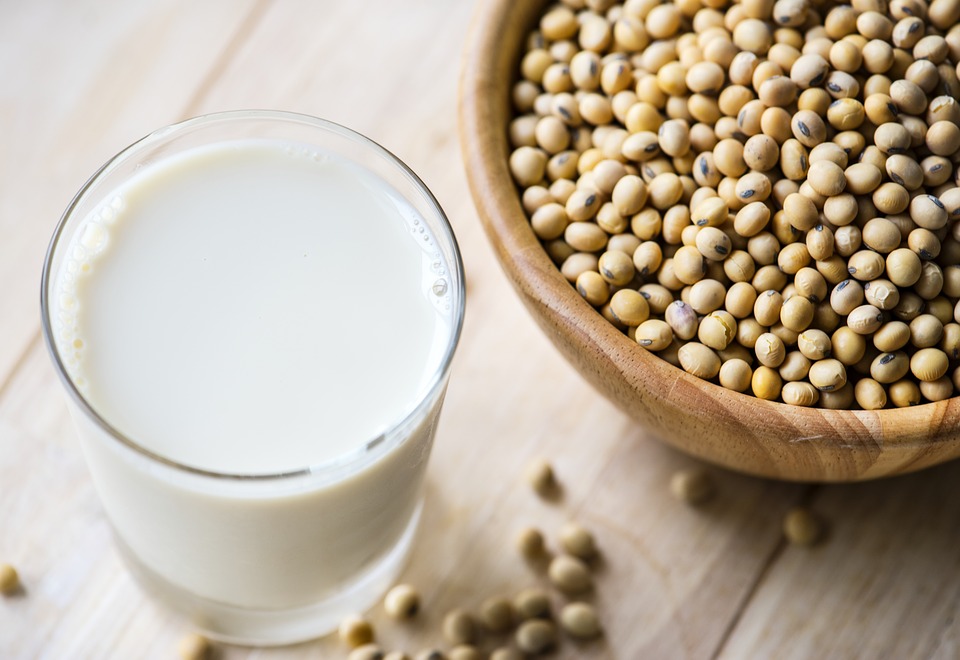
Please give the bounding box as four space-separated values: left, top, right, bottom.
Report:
1 1 959 658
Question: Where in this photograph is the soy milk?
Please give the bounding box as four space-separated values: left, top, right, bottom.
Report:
43 125 462 642
53 140 453 474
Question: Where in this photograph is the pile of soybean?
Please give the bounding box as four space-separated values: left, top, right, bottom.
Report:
509 0 960 409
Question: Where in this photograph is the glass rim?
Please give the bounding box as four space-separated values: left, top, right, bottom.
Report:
40 109 466 483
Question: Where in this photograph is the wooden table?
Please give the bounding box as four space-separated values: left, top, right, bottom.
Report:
2 1 959 658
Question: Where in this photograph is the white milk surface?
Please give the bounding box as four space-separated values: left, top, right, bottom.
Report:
53 140 453 475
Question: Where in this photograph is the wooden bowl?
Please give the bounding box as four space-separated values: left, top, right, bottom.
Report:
458 0 960 482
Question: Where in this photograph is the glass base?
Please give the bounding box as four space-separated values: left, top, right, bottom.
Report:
115 503 422 646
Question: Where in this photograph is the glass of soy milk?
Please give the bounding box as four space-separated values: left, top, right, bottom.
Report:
40 110 464 644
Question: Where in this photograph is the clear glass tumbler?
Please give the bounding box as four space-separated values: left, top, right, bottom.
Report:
40 111 465 645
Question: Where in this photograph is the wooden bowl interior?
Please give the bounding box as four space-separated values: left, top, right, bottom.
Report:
458 0 960 481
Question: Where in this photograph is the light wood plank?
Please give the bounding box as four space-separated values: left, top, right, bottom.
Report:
717 463 960 659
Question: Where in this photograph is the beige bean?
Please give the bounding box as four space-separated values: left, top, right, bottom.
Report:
782 381 820 406
679 342 722 378
847 305 885 335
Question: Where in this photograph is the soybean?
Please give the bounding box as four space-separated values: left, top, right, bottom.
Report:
178 634 213 660
443 610 477 646
560 602 603 639
513 587 551 621
670 467 717 503
340 616 375 648
0 563 20 595
516 620 558 655
679 342 722 378
783 507 823 546
349 645 385 660
385 585 421 620
480 597 515 633
548 555 593 594
517 527 546 559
